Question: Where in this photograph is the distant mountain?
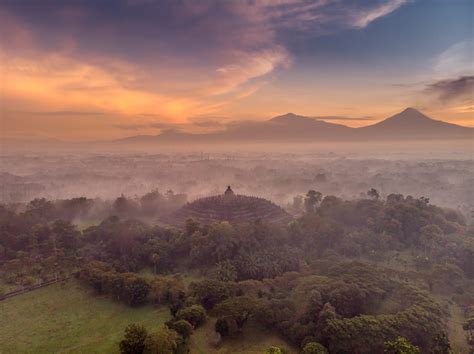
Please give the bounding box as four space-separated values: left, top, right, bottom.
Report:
358 108 472 139
116 112 354 144
219 113 353 141
114 108 472 144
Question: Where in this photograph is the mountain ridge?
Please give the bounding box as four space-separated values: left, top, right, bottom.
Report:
114 108 473 144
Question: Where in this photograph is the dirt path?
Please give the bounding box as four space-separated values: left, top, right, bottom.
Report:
0 277 70 302
447 302 469 354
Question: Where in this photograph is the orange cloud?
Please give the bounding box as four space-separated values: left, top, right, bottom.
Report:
3 54 202 118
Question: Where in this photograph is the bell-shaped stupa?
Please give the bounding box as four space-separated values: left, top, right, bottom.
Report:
166 187 291 227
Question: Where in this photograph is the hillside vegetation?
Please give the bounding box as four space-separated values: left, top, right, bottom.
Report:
1 190 473 353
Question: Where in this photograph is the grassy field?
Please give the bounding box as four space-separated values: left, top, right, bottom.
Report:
0 280 170 354
1 278 296 354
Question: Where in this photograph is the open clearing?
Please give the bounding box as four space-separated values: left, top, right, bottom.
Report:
0 280 170 353
1 279 296 354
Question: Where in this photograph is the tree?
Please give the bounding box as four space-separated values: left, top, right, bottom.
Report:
121 274 151 306
51 220 80 255
189 279 236 309
185 218 200 236
302 342 328 354
113 195 138 217
463 317 474 333
26 198 55 220
212 296 259 331
292 195 303 213
367 188 380 200
166 320 193 340
384 336 420 354
431 332 451 354
175 305 206 328
304 190 322 213
265 346 284 354
419 196 430 205
215 316 231 337
143 326 180 354
150 253 160 274
119 323 148 354
316 302 337 333
140 190 166 216
212 260 237 282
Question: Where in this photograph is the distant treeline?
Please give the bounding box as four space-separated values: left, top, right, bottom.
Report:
3 189 187 224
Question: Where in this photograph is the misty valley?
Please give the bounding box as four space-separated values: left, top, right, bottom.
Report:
1 150 473 354
1 0 473 353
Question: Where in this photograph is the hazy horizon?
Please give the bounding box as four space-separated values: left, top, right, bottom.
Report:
1 2 474 353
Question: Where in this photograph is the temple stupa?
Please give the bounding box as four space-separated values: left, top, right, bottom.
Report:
166 186 291 226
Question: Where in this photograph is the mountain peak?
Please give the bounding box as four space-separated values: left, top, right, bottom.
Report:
270 113 313 123
270 112 298 120
401 107 419 113
390 107 433 122
359 107 471 137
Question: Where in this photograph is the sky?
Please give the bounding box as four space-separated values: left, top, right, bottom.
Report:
0 0 473 141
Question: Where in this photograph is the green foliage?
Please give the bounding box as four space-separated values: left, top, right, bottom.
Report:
384 336 420 354
213 296 260 330
189 221 300 281
215 316 233 337
189 279 237 309
143 326 180 354
322 289 443 354
79 262 151 306
367 188 380 200
175 305 206 328
301 342 328 354
265 346 284 353
149 277 185 306
121 274 152 306
166 320 193 340
119 323 148 354
212 260 238 282
464 317 474 331
2 192 473 353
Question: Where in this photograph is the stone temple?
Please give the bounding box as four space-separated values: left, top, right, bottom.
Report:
166 186 292 226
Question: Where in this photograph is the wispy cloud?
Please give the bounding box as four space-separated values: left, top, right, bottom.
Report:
353 0 408 28
1 0 410 103
15 110 105 116
434 40 473 78
425 76 474 103
0 0 412 138
113 124 151 131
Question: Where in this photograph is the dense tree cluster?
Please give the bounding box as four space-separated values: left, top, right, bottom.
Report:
79 262 151 306
119 323 188 354
383 336 420 354
1 191 473 352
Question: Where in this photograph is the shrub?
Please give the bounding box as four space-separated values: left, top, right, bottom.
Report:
119 323 148 354
143 326 179 354
175 305 206 328
302 342 328 354
166 319 193 339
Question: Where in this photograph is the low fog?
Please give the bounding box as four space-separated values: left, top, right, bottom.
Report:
1 141 472 224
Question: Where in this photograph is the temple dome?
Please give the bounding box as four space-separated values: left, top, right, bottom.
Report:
224 185 235 197
166 187 291 226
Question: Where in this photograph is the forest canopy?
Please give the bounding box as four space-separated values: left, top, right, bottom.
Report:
1 190 473 353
